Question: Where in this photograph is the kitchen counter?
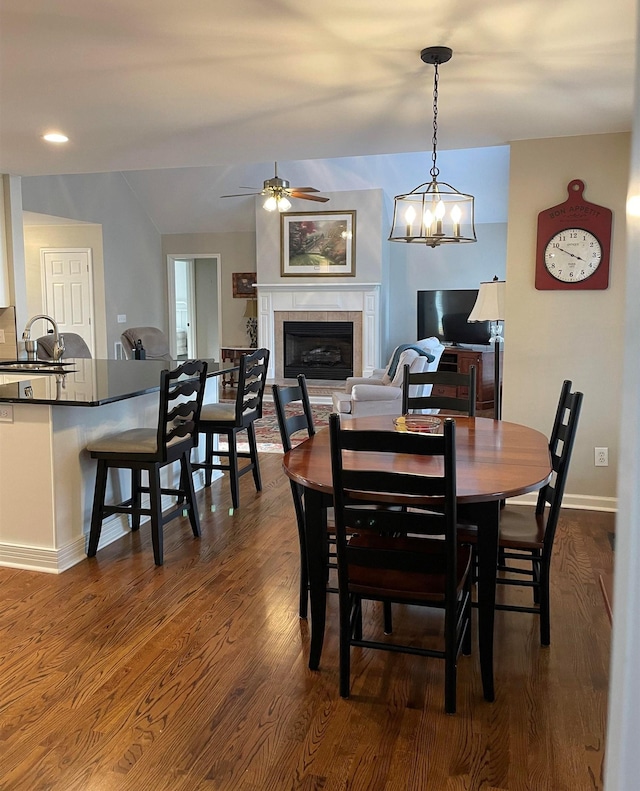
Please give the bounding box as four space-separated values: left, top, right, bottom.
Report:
0 358 228 406
0 358 233 574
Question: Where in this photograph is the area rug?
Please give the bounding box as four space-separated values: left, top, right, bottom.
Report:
217 400 333 453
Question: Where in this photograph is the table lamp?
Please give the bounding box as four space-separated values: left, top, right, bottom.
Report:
244 299 258 348
468 276 505 419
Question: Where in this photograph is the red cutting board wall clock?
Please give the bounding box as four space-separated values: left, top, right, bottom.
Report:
535 179 613 290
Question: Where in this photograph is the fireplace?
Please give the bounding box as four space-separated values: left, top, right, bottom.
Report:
255 283 381 379
283 321 354 379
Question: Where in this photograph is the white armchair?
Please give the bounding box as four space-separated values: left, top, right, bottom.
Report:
332 337 445 418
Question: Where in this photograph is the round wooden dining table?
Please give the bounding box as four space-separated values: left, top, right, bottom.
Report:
282 413 552 702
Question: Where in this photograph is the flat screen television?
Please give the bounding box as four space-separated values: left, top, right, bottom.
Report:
417 289 491 346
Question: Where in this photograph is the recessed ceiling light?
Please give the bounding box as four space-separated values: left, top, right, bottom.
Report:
42 132 69 143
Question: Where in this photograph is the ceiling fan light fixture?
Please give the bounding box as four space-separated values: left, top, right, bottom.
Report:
263 195 278 212
222 162 329 210
389 46 476 248
263 194 292 212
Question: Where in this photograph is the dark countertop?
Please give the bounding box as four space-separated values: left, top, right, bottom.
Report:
0 358 231 407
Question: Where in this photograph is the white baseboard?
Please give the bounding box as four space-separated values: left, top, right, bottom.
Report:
0 468 221 574
508 492 617 512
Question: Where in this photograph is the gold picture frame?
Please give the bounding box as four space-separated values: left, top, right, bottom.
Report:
281 211 356 277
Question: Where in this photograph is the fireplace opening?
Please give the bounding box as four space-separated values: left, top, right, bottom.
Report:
283 321 353 380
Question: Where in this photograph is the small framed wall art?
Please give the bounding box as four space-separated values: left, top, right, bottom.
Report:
281 211 356 277
232 272 256 298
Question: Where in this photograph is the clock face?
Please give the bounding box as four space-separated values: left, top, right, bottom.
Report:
543 229 602 283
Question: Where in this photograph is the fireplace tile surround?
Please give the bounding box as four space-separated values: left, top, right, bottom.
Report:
256 283 381 380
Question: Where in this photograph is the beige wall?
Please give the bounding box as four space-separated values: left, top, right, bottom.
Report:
22 223 108 358
504 132 629 509
162 231 256 347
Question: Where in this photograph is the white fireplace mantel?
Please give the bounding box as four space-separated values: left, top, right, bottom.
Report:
256 282 381 379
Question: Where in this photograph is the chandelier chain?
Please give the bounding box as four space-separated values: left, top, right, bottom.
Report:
430 61 440 179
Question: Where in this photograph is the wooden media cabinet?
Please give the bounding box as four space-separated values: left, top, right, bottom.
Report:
436 345 502 412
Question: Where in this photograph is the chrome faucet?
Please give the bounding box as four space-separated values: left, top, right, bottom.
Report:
22 314 65 361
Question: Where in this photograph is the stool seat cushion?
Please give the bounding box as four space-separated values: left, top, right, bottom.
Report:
87 428 158 455
200 402 236 423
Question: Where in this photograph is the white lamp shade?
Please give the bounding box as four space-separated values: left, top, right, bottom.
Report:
468 279 506 322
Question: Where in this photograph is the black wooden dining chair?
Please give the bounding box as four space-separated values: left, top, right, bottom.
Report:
459 379 583 645
402 364 477 416
274 376 394 627
192 347 269 510
329 413 473 714
272 375 317 617
86 359 208 566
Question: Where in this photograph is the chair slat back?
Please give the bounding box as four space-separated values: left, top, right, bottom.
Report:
329 414 459 588
536 380 583 548
235 348 270 426
402 365 477 416
157 359 208 460
272 374 315 454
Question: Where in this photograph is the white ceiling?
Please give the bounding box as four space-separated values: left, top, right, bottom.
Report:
1 0 636 179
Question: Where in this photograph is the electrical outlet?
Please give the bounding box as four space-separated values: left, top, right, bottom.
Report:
117 314 127 324
595 447 609 467
0 329 5 344
0 404 14 423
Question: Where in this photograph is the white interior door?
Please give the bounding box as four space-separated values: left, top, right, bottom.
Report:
41 248 95 355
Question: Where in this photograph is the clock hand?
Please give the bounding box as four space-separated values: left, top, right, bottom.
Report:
555 246 586 263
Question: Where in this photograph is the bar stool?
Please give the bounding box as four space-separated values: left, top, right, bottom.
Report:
192 347 269 510
86 359 208 566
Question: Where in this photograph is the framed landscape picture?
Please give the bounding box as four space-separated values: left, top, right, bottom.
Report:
232 272 256 298
281 211 356 277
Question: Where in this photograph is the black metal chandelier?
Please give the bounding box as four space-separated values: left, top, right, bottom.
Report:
389 46 476 248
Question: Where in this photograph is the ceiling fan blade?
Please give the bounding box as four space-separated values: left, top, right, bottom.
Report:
290 193 330 203
288 187 320 193
221 192 262 198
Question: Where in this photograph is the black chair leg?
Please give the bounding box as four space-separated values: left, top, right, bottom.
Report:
88 459 109 557
182 454 201 538
383 601 393 634
131 469 142 531
227 430 240 509
292 484 309 619
353 597 363 641
204 432 214 488
339 594 353 698
148 466 164 566
539 563 551 646
532 550 542 604
247 422 262 491
462 588 472 656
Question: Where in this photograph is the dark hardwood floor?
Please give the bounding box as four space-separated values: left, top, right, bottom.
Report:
0 451 614 790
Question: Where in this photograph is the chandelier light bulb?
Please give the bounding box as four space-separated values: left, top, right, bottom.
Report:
435 199 445 235
451 204 462 237
278 196 292 212
424 209 433 236
404 204 417 237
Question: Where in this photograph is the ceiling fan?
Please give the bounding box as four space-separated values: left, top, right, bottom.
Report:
221 162 329 212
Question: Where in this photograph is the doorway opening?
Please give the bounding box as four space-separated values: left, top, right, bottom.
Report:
167 254 221 362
